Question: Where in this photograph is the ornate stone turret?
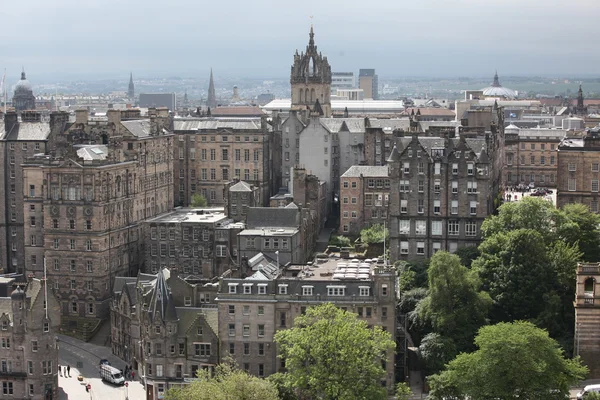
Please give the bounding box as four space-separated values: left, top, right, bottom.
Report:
290 26 332 117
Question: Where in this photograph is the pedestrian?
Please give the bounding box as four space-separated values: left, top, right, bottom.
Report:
58 364 62 377
67 365 70 377
63 366 67 376
132 371 135 380
514 194 518 201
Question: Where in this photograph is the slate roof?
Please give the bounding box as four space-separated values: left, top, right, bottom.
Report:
320 118 365 133
367 119 411 130
147 269 178 323
26 279 42 311
229 181 253 192
402 107 455 117
76 145 108 160
210 106 265 117
113 277 138 295
395 136 488 160
4 122 51 141
173 118 264 132
246 207 299 229
0 299 12 321
121 119 153 138
341 165 389 178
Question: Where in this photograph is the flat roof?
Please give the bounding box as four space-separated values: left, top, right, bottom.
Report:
282 258 381 281
239 228 298 236
146 208 228 224
262 99 404 113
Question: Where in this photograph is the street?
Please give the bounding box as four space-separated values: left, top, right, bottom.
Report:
58 334 146 400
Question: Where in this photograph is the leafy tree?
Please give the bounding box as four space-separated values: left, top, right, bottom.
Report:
360 223 389 244
274 303 395 400
267 373 298 400
395 258 429 289
329 234 351 248
395 382 413 400
473 229 554 324
585 392 600 400
454 246 480 268
560 203 600 261
164 363 279 400
418 252 490 352
190 193 207 207
418 333 457 375
428 321 588 400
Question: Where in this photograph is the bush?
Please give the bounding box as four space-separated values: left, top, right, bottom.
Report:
329 234 351 247
360 224 389 244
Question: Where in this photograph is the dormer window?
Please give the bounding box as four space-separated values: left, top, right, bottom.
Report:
278 284 288 295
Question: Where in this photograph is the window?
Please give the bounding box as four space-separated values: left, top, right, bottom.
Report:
400 241 409 254
70 239 76 250
70 260 76 272
229 343 235 355
399 180 409 192
433 200 440 214
228 284 238 294
550 156 555 165
465 221 477 236
400 200 407 213
258 324 265 337
448 220 459 235
418 180 424 193
194 343 211 356
467 163 474 175
3 382 13 395
222 149 228 161
359 287 370 296
452 181 458 194
418 162 424 174
452 163 458 174
30 216 36 227
403 162 410 174
540 156 545 165
592 180 599 193
415 220 426 236
32 341 38 352
470 201 477 215
467 181 478 193
259 343 265 355
258 284 267 295
569 163 577 172
568 178 577 192
351 197 357 204
243 325 250 337
216 245 227 257
434 179 441 193
432 220 442 236
398 220 410 235
592 200 599 213
184 297 192 307
302 286 313 296
27 360 33 375
242 305 250 315
278 285 288 295
259 364 264 377
593 163 600 172
86 220 92 230
530 143 536 150
530 155 535 165
86 240 92 251
280 311 286 327
327 286 345 296
451 200 458 214
228 305 235 315
433 162 440 175
258 306 265 315
416 242 425 255
86 281 93 291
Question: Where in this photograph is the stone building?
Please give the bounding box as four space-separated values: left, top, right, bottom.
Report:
557 128 600 212
136 269 220 400
574 263 600 377
172 117 282 208
12 70 36 112
0 276 61 399
226 181 260 223
290 26 332 117
388 127 503 259
142 208 244 279
22 108 173 330
503 125 566 187
110 270 220 373
340 165 390 235
216 257 397 393
237 205 318 267
0 111 51 273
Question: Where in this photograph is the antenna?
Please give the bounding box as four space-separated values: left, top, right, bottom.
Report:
43 257 48 319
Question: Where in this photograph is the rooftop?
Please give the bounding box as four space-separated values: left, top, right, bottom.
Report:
341 165 389 178
262 99 404 113
173 118 266 132
146 208 229 224
282 258 382 281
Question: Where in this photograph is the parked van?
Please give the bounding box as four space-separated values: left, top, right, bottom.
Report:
100 364 125 385
577 384 600 399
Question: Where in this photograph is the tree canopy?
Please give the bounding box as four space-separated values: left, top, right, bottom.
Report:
164 363 279 400
190 193 208 207
360 223 389 244
428 321 588 400
274 303 395 400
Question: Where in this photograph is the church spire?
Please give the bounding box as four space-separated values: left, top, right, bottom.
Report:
309 24 315 48
128 72 135 99
492 70 501 87
207 68 217 109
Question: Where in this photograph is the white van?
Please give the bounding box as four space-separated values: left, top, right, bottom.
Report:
577 384 600 399
100 364 125 385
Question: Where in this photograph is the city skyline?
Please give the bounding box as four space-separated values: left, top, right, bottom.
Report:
2 0 599 81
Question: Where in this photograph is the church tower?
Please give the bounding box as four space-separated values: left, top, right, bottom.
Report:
207 69 217 109
128 72 135 100
290 26 332 117
576 84 587 116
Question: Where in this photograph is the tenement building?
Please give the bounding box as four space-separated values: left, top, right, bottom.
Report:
172 117 282 208
22 108 173 330
142 208 244 279
574 263 600 377
388 128 503 259
504 124 566 187
216 257 397 393
0 111 52 273
0 276 61 399
557 127 600 212
340 165 390 235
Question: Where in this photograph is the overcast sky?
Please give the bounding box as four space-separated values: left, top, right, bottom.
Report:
1 0 598 82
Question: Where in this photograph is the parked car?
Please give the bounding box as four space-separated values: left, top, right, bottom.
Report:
100 364 125 385
99 359 110 366
577 383 600 399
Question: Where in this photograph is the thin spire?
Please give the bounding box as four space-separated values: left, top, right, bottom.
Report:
207 68 217 109
492 70 500 87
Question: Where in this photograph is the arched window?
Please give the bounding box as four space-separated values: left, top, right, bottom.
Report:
299 89 304 104
311 89 316 103
308 58 314 77
585 277 595 294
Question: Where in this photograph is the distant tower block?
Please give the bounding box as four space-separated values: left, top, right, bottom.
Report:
575 262 600 377
290 26 332 117
232 86 241 103
207 69 217 108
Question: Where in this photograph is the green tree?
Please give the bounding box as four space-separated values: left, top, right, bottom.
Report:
473 229 554 324
190 193 207 207
329 234 351 248
454 246 480 268
418 333 457 375
428 321 588 400
164 363 279 400
274 303 395 400
395 382 413 400
560 203 600 261
360 223 389 244
418 252 490 352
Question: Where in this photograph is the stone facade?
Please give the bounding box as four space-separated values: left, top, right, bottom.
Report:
388 126 503 259
226 181 259 223
290 27 332 117
216 258 397 393
557 130 600 212
574 263 600 377
0 277 60 399
0 111 51 273
504 125 565 187
141 208 244 279
340 166 390 235
22 109 173 327
172 117 281 208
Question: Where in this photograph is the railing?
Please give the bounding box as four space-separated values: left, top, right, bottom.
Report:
579 264 600 274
